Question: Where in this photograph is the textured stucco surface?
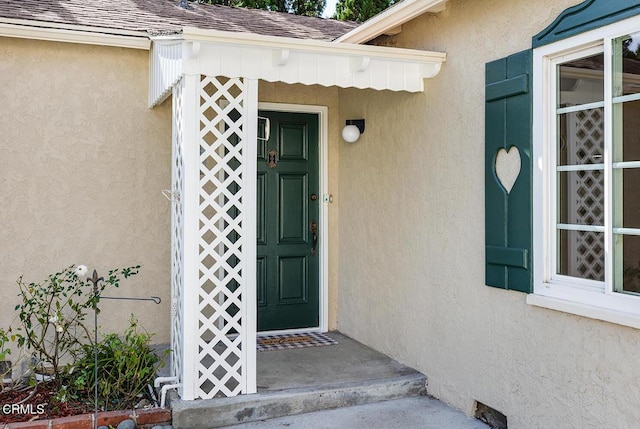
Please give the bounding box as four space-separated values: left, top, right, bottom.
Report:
258 82 340 330
336 0 640 428
0 38 172 344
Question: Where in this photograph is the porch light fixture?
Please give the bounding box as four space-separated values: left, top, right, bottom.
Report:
342 119 365 143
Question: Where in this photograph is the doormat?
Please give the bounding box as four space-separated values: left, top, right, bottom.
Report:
257 332 338 352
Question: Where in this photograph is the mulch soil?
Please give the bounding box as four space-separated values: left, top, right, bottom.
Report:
0 382 94 423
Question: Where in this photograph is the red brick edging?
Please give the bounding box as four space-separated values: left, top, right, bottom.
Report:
3 408 171 429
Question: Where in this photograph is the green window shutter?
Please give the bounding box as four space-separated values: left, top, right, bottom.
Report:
485 50 532 293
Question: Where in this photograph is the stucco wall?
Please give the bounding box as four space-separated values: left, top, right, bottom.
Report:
337 0 640 428
0 38 172 346
258 82 341 330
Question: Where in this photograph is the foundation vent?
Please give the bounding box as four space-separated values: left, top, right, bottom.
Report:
474 401 507 429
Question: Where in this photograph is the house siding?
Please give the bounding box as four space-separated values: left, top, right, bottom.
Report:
0 37 172 343
337 0 640 427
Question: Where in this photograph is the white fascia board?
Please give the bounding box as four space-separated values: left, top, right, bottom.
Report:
179 27 446 92
335 0 448 44
150 27 446 106
182 27 446 64
0 18 150 50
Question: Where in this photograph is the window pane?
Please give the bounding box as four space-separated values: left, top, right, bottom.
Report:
612 167 640 229
615 234 640 294
558 230 605 281
558 108 604 165
613 32 640 97
558 170 604 225
612 100 640 163
558 54 604 107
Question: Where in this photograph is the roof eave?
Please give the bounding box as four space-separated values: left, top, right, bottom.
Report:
0 18 150 50
335 0 448 44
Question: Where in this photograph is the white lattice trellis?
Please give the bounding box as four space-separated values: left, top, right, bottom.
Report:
568 108 605 280
171 74 257 400
170 79 185 392
197 76 247 398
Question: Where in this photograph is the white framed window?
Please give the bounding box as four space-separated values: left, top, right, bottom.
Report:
530 15 640 328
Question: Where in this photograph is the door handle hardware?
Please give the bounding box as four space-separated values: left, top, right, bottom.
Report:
310 220 318 256
258 116 271 141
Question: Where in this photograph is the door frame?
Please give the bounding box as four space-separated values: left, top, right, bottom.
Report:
257 102 329 334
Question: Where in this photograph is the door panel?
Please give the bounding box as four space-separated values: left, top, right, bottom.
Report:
279 174 307 243
257 256 267 306
257 110 319 331
256 172 267 245
278 256 307 303
279 124 308 160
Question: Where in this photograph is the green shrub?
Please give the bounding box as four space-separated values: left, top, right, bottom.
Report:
66 315 166 409
6 265 140 384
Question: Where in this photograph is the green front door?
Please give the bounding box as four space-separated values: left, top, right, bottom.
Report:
257 110 320 332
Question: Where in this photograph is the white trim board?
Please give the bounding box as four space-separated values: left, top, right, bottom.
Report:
336 0 448 44
258 102 330 334
0 20 149 50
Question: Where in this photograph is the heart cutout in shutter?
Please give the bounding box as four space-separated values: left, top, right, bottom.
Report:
495 146 521 194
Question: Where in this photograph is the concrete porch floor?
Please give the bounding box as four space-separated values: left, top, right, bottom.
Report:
255 331 420 391
170 332 487 429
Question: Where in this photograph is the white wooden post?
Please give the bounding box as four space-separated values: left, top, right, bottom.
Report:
171 74 258 400
191 76 257 398
180 73 202 401
242 79 258 395
170 79 185 397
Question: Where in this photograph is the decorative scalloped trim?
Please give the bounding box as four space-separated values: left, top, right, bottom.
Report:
533 0 640 48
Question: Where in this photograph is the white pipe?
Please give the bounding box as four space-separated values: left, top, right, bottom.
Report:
154 376 178 388
160 384 181 408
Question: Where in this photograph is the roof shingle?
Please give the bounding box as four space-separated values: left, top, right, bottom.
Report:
0 0 358 41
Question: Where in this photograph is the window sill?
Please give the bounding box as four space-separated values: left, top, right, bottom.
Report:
526 293 640 330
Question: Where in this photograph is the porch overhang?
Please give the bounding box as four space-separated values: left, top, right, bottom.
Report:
149 27 446 107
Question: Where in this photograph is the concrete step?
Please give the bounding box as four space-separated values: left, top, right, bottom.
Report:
221 396 491 429
170 372 427 429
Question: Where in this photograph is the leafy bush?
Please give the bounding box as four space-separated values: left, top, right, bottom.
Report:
66 315 166 410
0 264 140 393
